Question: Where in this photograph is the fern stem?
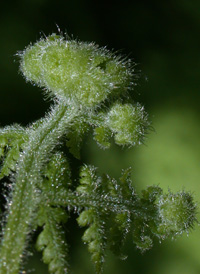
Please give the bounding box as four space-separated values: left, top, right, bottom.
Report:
48 191 138 214
0 101 79 274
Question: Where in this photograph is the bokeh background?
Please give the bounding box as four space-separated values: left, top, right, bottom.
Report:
1 1 200 273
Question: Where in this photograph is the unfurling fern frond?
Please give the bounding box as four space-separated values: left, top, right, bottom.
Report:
76 166 137 273
0 33 197 274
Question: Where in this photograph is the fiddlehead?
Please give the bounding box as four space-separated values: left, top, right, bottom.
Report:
0 32 197 274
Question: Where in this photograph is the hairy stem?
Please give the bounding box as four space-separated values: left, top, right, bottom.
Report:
48 191 138 214
0 101 79 274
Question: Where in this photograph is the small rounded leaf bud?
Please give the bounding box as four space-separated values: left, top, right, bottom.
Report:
133 187 197 251
19 34 133 107
106 103 149 146
155 191 197 238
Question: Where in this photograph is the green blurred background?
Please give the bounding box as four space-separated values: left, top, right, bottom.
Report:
1 0 200 273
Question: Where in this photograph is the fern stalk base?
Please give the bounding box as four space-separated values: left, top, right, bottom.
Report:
0 102 79 274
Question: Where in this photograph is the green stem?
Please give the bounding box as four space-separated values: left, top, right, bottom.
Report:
0 101 79 274
48 191 138 214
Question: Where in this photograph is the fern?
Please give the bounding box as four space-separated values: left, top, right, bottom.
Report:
0 32 197 274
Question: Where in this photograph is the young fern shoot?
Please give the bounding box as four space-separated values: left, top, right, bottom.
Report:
0 33 197 274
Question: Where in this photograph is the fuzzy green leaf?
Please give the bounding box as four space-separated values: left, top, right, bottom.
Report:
35 152 72 273
0 126 28 179
78 209 108 274
36 206 69 274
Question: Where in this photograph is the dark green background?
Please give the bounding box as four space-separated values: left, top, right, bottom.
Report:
1 1 200 273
